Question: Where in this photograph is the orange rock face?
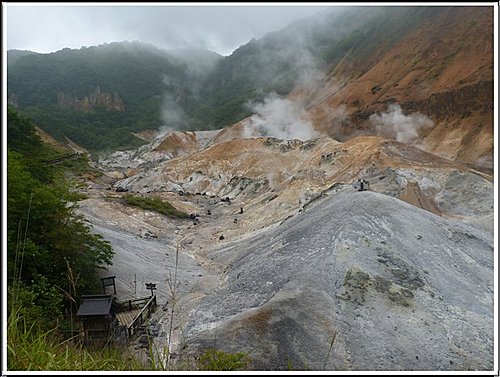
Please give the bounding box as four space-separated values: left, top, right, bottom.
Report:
294 7 493 171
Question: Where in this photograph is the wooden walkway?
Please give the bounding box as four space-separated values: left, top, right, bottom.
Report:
114 295 157 337
116 309 141 327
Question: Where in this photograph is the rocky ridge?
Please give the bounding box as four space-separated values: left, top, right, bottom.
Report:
302 7 493 171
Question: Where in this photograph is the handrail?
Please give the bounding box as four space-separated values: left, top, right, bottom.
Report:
126 295 157 337
114 296 151 312
116 296 151 305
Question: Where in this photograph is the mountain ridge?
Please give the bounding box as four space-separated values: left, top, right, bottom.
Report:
7 6 493 170
303 6 493 171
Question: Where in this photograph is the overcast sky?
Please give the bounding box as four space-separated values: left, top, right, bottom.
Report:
5 3 335 56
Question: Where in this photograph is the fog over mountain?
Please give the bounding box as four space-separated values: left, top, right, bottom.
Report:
6 5 332 55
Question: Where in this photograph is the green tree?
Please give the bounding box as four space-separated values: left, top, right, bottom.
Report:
7 108 114 326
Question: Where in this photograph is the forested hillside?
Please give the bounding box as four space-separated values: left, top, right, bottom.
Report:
7 42 221 151
7 106 113 327
185 6 389 128
6 7 390 150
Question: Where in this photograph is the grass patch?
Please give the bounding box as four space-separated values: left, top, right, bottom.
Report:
8 306 252 371
196 349 251 371
7 308 144 371
124 194 189 219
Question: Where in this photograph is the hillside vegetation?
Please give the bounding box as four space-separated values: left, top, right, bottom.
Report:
7 106 114 327
8 42 221 151
6 108 254 372
124 194 189 219
7 6 493 170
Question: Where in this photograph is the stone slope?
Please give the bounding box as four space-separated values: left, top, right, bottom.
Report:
180 189 493 371
91 131 493 371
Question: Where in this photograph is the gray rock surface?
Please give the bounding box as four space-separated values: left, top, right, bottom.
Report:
77 199 221 361
181 189 494 371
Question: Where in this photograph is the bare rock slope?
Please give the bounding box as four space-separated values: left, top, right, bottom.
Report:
87 130 494 371
303 7 493 171
182 189 493 371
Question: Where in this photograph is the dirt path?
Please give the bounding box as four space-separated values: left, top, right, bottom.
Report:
77 194 224 360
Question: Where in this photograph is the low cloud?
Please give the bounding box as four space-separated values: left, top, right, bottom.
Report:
369 104 433 143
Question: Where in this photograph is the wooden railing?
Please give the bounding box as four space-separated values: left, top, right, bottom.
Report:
125 295 157 338
114 296 151 313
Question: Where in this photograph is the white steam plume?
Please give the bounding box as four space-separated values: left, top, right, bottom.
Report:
158 74 187 138
244 92 319 141
369 104 434 143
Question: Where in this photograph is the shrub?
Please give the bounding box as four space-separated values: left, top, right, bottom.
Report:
123 194 189 219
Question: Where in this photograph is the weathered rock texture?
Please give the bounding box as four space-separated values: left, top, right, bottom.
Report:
182 189 493 371
57 86 125 112
302 7 493 171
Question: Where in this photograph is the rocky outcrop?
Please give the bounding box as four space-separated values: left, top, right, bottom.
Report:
400 80 493 120
347 80 492 130
86 126 493 371
102 134 492 236
343 80 494 169
57 86 125 112
305 7 493 171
